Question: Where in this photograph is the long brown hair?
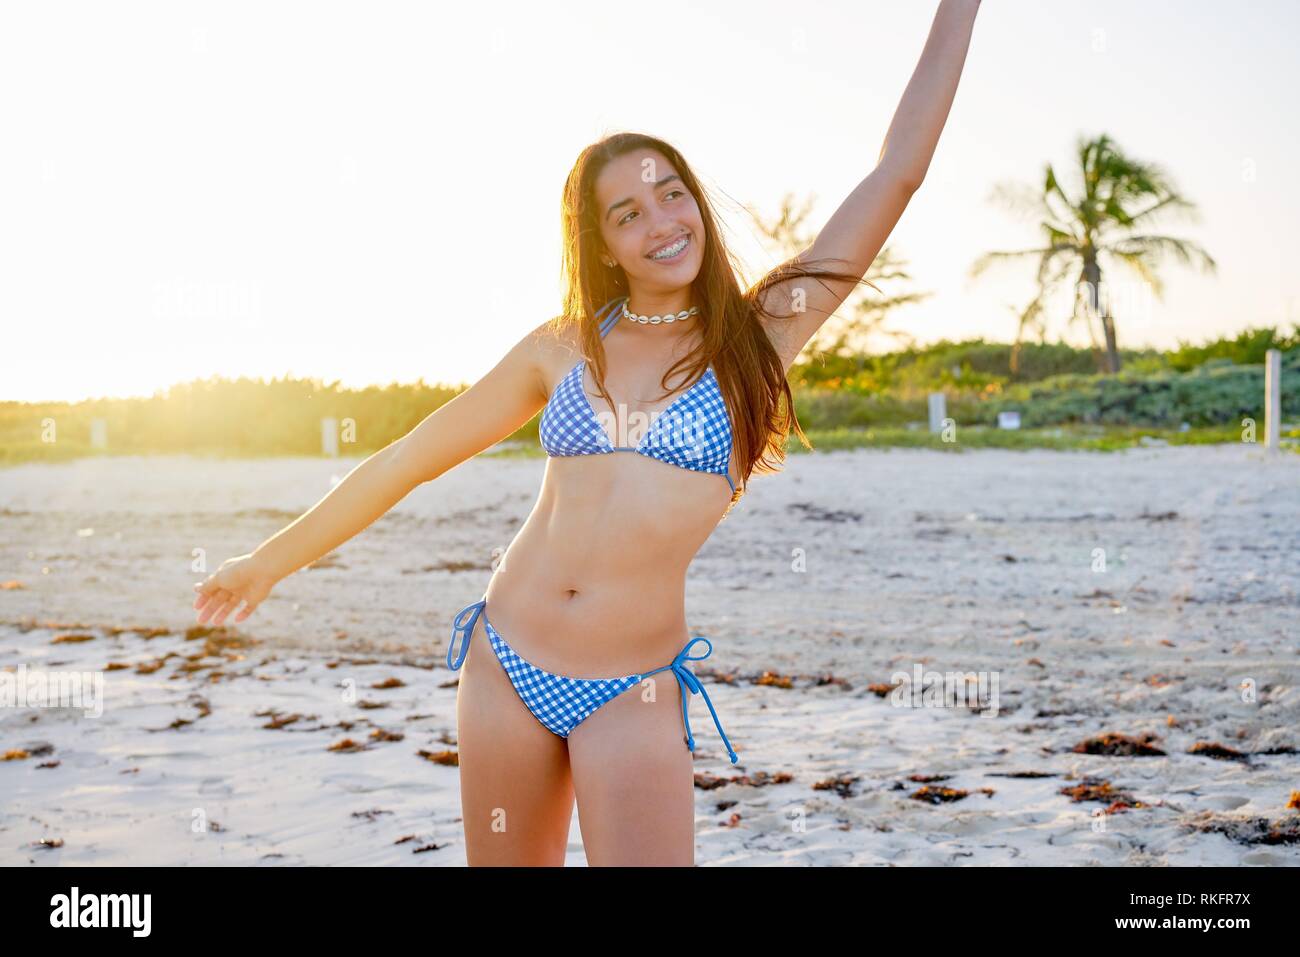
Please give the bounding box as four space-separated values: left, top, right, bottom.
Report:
550 131 872 517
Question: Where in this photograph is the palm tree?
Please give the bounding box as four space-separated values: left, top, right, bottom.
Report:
749 191 928 366
970 133 1216 373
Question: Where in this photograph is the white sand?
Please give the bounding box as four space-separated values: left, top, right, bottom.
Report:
2 444 1298 865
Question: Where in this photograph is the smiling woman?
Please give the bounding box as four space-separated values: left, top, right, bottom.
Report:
193 0 982 868
559 137 875 512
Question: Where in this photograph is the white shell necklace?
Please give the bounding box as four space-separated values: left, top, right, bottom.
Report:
622 302 699 325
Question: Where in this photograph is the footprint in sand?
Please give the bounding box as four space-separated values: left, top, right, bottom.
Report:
1199 794 1251 811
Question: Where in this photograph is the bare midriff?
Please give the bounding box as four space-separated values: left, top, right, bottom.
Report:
482 450 734 679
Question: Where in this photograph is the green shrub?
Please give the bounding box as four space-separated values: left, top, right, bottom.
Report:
1166 324 1300 372
978 351 1300 427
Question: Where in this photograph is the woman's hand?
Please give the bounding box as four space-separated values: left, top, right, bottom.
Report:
192 553 278 626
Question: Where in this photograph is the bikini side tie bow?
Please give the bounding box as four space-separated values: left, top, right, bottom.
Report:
640 636 739 765
448 597 487 671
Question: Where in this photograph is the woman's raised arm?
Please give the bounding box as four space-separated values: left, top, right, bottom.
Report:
760 0 981 372
191 322 553 625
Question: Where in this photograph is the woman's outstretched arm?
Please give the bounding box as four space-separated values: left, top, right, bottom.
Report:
192 322 554 625
761 0 982 371
874 0 982 190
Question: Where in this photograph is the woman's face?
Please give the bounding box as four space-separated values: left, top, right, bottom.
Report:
593 149 705 293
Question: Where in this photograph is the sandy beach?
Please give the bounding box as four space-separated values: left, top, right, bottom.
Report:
2 444 1298 866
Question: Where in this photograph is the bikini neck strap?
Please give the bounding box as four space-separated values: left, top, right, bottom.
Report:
595 296 627 339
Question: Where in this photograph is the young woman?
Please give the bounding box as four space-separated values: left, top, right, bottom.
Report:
192 0 981 866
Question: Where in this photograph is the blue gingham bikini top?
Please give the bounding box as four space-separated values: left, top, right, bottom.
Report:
539 296 737 495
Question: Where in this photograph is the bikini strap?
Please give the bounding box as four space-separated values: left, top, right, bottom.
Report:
596 296 626 339
639 635 739 764
448 596 487 671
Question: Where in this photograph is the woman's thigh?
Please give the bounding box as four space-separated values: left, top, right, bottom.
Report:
566 673 697 866
455 613 575 866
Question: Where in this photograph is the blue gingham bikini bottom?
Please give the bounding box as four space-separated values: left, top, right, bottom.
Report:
447 595 738 764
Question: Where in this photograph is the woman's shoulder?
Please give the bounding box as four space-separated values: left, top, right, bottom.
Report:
527 313 583 356
524 296 623 370
520 314 586 394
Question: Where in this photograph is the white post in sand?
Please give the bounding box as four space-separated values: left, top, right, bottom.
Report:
928 393 946 433
321 417 339 457
90 418 108 449
1264 349 1281 452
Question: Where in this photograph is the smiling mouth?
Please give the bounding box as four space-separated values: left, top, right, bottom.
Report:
647 234 691 261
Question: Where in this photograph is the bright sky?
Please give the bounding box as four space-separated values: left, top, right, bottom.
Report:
3 0 1297 403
